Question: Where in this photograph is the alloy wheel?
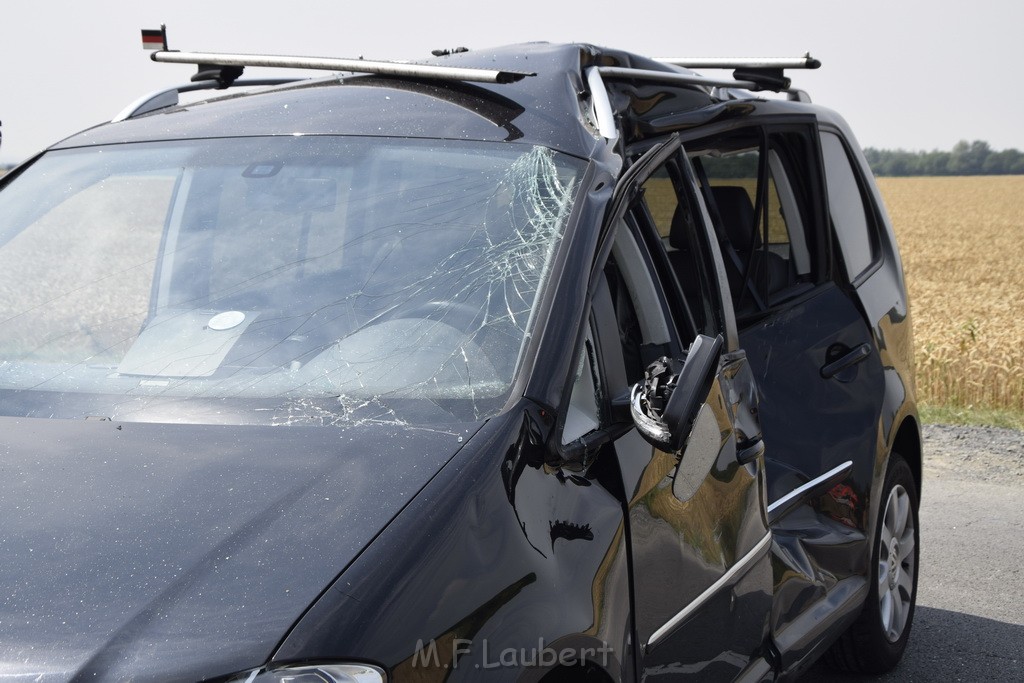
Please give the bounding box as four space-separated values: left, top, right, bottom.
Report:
877 483 916 642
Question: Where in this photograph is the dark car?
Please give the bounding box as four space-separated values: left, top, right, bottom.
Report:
0 32 920 682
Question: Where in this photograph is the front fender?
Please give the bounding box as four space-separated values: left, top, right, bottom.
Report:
273 400 633 682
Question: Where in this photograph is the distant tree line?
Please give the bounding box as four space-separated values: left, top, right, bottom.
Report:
4 140 1023 177
864 140 1024 176
694 141 1024 178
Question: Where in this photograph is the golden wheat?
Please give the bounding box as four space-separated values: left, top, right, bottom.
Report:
878 176 1024 413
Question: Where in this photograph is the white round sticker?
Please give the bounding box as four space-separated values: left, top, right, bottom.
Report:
208 311 246 331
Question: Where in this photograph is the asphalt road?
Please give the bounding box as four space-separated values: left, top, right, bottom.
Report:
802 425 1024 682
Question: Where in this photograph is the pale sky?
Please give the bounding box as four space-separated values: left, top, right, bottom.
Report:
2 0 1023 165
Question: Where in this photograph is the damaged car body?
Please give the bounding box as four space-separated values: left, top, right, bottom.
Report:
0 34 920 682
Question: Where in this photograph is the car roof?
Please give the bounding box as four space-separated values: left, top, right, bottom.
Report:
51 41 836 162
52 42 730 159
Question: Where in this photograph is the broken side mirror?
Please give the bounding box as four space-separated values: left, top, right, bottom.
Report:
630 334 723 452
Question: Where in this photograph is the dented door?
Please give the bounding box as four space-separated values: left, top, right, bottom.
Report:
594 138 774 680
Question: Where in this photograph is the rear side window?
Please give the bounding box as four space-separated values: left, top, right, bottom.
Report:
820 131 877 281
689 126 822 318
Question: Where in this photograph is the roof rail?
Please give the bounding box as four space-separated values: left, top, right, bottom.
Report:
140 27 534 85
112 78 300 122
585 68 618 141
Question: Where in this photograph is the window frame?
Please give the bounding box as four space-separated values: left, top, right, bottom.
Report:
549 136 686 459
632 148 728 340
549 133 734 460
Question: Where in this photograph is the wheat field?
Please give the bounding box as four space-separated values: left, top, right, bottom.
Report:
878 176 1024 414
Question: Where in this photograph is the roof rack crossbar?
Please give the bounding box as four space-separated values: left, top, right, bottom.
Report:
654 55 821 70
596 66 760 91
150 50 535 85
112 78 300 122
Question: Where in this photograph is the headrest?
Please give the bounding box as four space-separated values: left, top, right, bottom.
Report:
710 186 758 252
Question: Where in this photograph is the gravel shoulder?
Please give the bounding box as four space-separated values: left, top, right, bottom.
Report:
921 423 1024 484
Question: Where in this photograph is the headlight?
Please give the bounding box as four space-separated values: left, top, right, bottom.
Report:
226 663 386 683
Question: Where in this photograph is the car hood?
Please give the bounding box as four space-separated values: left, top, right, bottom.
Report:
0 416 479 682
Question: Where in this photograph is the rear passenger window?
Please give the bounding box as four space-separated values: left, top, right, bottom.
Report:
689 127 821 318
820 131 876 281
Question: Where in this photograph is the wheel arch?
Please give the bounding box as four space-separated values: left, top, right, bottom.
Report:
890 415 922 498
537 663 616 683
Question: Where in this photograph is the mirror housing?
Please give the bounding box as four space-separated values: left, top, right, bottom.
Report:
630 334 723 452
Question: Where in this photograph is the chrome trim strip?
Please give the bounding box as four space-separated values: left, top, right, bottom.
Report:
767 460 854 515
647 531 773 649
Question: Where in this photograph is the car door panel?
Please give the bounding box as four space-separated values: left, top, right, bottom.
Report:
591 140 773 680
741 282 884 525
620 376 772 679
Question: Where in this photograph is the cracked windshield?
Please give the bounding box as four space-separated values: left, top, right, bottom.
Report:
0 137 585 426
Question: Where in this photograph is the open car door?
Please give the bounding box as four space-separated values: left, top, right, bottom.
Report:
582 137 775 681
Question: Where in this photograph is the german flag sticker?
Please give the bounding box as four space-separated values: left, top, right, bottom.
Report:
142 27 166 51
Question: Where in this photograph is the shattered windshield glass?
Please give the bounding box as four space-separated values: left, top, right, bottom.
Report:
0 137 585 426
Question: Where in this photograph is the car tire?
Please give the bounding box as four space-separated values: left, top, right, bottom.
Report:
824 453 919 674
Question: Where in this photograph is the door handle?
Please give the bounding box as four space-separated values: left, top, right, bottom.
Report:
820 342 871 379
